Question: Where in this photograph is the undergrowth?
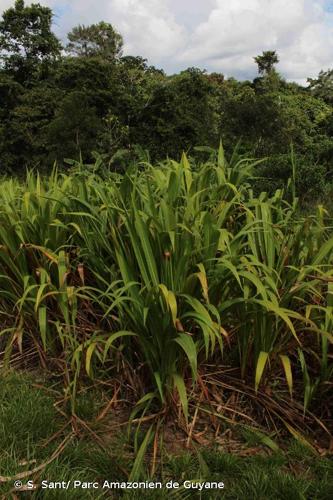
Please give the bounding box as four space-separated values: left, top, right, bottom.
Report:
0 145 333 484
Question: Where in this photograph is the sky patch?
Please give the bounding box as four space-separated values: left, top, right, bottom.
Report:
0 0 332 82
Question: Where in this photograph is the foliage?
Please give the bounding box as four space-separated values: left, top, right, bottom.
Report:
1 0 333 487
308 68 333 105
0 0 61 82
254 50 279 76
0 149 332 424
0 1 333 202
66 22 123 61
132 68 219 159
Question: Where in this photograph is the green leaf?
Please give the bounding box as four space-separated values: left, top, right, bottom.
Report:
173 373 188 423
129 425 154 481
255 351 269 392
174 334 197 380
153 372 165 403
38 306 47 350
159 284 177 326
103 331 137 362
280 354 293 397
85 342 97 377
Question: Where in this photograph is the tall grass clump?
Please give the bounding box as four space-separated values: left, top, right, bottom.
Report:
0 145 332 426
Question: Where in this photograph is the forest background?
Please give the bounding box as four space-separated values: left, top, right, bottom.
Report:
1 0 333 206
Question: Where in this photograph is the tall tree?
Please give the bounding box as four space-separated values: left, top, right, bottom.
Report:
134 68 218 159
66 22 123 61
307 69 333 105
254 51 279 76
0 0 61 82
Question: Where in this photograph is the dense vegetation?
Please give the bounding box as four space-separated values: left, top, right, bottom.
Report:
0 1 333 204
1 1 333 491
0 146 332 448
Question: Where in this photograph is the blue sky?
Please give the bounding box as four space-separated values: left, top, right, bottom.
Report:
1 0 333 83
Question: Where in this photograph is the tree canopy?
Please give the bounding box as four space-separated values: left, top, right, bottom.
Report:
254 50 279 75
0 0 61 81
308 69 333 105
0 1 332 204
66 22 123 61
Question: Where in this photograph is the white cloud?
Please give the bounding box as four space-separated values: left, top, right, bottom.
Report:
0 0 187 63
177 0 333 81
110 0 186 60
0 0 332 81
